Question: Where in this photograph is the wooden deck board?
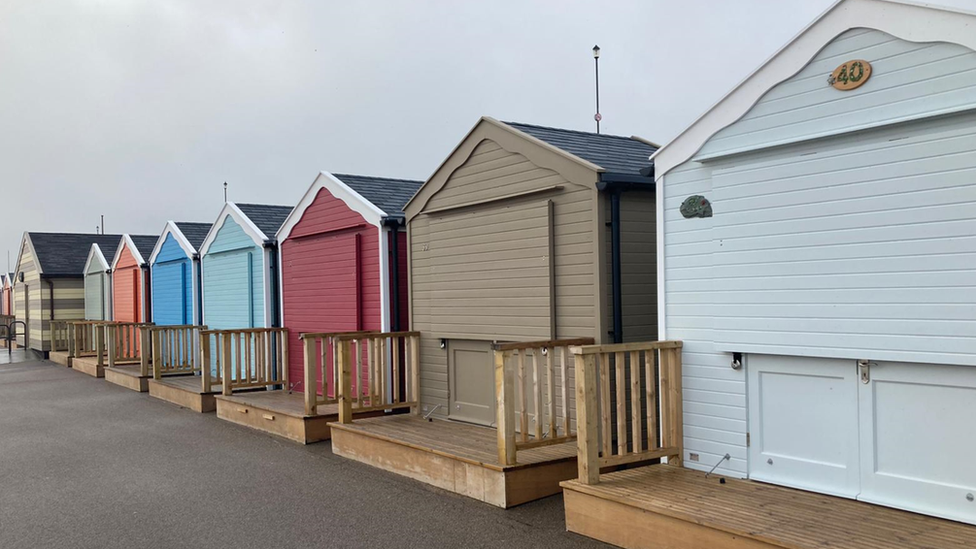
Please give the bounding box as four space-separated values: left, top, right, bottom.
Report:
217 391 333 419
153 375 217 395
561 466 976 549
331 415 576 471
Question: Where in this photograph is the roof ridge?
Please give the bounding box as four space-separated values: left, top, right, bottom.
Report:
502 120 639 142
235 202 294 209
332 173 423 183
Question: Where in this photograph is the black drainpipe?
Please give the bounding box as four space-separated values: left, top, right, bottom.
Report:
193 254 202 325
47 279 56 322
266 242 280 328
382 217 402 332
141 264 151 322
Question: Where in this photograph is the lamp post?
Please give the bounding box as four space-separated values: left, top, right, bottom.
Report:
593 45 601 134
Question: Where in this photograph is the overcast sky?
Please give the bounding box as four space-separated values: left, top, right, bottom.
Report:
1 0 973 269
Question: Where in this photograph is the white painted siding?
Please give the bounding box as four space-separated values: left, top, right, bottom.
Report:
699 29 976 159
706 112 976 365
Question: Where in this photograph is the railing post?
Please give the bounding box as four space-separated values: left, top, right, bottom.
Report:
152 330 162 380
410 335 420 415
281 329 289 391
669 348 684 467
96 326 105 368
201 332 212 393
140 327 150 377
221 333 233 396
495 348 517 466
304 336 316 415
68 323 76 358
107 326 116 369
575 350 600 485
337 339 352 424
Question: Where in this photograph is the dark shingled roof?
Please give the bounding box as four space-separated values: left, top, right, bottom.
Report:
128 235 160 263
174 222 213 251
236 203 294 240
26 233 127 276
332 174 424 218
503 121 656 176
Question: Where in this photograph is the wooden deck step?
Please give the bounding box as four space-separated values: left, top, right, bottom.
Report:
561 465 976 549
214 391 384 444
49 351 72 367
148 375 221 413
71 356 106 378
330 415 578 508
104 364 161 392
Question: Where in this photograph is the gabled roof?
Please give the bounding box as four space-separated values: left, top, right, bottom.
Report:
277 172 423 242
503 121 657 176
83 243 112 274
175 222 212 250
199 202 294 256
332 174 423 219
111 234 159 270
652 0 976 179
236 203 293 239
22 232 127 276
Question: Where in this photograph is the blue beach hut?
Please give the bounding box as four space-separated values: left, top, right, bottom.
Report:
148 221 213 326
199 203 292 330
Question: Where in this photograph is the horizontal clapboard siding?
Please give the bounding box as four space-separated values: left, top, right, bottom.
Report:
410 139 598 419
699 29 976 159
706 111 976 365
152 234 193 325
203 217 264 330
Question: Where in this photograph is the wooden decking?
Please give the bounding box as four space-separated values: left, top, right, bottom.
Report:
71 355 107 378
105 364 179 392
330 415 578 508
49 350 71 367
148 375 222 413
215 391 386 444
561 465 976 549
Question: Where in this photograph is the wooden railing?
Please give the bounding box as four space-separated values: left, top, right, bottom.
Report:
70 321 113 358
151 325 207 379
573 340 683 485
494 338 595 466
51 320 83 352
332 331 421 423
105 323 155 374
200 328 289 395
300 331 377 415
0 314 15 327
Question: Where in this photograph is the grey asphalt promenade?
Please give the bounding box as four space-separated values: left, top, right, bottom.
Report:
0 358 608 549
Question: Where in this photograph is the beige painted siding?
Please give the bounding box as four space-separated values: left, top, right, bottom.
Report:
410 139 599 418
14 238 86 352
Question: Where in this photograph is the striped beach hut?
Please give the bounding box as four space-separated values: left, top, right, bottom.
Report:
1 273 11 316
200 203 292 330
110 234 160 324
149 221 212 326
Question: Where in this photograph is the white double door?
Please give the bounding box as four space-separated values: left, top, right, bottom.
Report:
748 354 976 525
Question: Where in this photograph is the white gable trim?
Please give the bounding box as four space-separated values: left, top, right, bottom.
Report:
198 202 269 257
276 171 386 242
653 0 976 179
148 221 198 265
83 244 111 275
15 233 41 276
111 234 148 270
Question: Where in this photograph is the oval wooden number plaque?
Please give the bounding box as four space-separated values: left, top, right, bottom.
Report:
830 59 872 91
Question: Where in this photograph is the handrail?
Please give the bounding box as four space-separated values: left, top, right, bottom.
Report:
300 330 378 415
331 331 421 423
572 340 684 485
494 337 594 465
151 325 207 380
201 328 289 395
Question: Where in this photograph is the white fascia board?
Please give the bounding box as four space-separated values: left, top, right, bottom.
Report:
110 235 135 271
277 171 386 243
148 221 197 265
198 202 269 257
653 0 976 179
83 244 110 275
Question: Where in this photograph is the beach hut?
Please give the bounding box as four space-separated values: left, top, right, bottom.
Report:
110 234 159 324
199 203 292 330
328 118 659 507
148 221 212 326
83 241 120 321
560 1 976 547
1 273 10 316
12 232 127 354
277 172 422 386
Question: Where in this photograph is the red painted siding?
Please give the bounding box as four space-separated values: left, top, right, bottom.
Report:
281 187 382 391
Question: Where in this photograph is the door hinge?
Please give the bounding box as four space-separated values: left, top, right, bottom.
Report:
857 359 873 384
746 432 750 447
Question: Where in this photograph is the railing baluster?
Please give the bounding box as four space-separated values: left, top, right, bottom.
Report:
600 353 610 457
560 346 570 437
518 351 528 443
547 346 557 439
631 351 641 453
646 350 657 451
532 349 542 440
615 351 626 456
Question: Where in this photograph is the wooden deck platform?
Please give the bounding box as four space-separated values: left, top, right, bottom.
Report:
148 375 222 413
561 465 976 549
214 391 384 444
49 351 71 367
330 415 578 508
71 355 107 378
105 364 182 393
